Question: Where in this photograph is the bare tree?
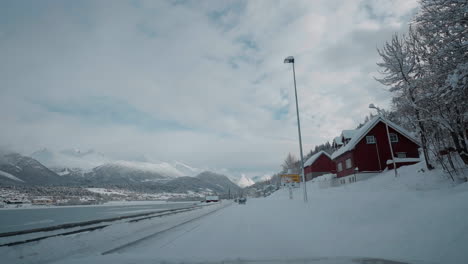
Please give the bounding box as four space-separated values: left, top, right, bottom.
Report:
281 153 300 174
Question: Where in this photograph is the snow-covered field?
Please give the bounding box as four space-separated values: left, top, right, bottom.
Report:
2 163 468 264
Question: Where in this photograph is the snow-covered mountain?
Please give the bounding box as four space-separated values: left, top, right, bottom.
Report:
171 161 201 176
237 174 255 187
31 148 110 171
94 160 184 179
162 171 241 194
251 174 272 183
0 152 67 185
0 151 240 195
10 147 264 193
30 148 203 179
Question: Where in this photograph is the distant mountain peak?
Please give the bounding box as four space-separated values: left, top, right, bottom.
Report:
237 174 255 187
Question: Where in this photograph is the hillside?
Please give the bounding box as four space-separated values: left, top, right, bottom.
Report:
196 171 242 192
0 152 66 186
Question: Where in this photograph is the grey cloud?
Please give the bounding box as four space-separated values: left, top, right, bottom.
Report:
0 0 418 178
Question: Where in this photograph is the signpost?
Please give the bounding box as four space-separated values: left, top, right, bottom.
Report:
281 174 300 199
281 174 301 189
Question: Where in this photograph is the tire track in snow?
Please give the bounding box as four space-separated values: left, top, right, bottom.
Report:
101 202 231 255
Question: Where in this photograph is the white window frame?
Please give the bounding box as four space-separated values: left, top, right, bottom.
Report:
345 158 352 169
397 152 407 158
366 135 376 144
337 162 343 172
389 133 398 143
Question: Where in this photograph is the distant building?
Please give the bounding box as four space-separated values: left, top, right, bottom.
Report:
205 196 219 202
4 198 26 204
331 116 421 178
32 197 53 205
303 151 335 181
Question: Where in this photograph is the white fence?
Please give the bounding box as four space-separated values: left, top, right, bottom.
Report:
314 172 379 189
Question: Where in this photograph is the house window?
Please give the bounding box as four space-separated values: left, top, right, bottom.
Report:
345 158 352 169
366 135 376 144
337 162 343 172
397 152 407 158
390 133 398 143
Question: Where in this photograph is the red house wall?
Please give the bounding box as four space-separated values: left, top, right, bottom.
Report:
306 154 335 173
304 154 336 181
335 121 420 178
334 151 355 178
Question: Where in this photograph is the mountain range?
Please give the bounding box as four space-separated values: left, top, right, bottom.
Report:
0 150 243 195
28 148 261 187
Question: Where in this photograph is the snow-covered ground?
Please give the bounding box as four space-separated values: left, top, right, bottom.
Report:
2 163 468 264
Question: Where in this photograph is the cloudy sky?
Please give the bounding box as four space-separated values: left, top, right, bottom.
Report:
0 0 418 178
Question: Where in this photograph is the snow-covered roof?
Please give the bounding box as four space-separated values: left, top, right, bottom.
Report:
333 136 343 145
331 116 421 160
342 129 357 139
386 158 421 164
304 151 331 167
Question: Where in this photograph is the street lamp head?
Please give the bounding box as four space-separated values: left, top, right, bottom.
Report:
284 56 294 64
369 103 376 109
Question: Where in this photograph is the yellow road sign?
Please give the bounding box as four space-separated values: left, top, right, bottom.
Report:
281 174 301 183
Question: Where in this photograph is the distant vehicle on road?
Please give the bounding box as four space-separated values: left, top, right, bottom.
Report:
205 196 219 203
238 197 246 204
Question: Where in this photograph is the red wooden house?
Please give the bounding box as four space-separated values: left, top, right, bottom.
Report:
331 116 421 178
303 150 335 181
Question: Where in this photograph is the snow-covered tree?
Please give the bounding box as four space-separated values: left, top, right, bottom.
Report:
376 0 467 177
376 32 435 169
281 153 300 174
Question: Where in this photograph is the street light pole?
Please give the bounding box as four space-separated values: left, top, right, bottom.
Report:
369 104 398 177
284 56 308 203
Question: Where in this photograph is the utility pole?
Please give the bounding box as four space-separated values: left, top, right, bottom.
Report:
284 56 308 202
369 104 398 177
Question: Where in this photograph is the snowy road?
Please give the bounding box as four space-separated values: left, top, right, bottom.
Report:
0 201 197 233
1 202 229 264
81 192 468 264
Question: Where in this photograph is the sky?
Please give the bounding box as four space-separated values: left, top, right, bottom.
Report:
0 0 419 179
